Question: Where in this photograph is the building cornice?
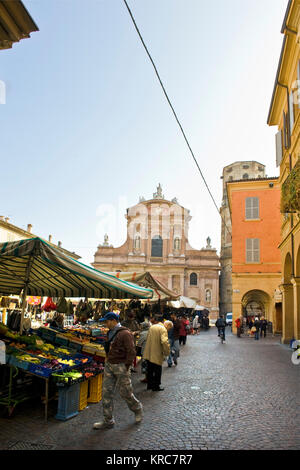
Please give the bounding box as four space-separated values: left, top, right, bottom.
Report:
0 219 80 259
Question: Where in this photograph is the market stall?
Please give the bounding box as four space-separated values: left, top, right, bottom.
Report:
0 237 154 421
108 272 180 301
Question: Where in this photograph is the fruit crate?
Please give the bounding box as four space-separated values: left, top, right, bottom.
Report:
39 327 57 341
55 335 69 347
28 362 53 378
87 373 103 403
68 340 83 352
79 380 89 411
55 382 80 421
8 355 30 371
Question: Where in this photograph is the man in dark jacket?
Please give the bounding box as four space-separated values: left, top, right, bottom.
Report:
216 315 226 342
254 317 261 340
93 312 143 430
260 316 268 338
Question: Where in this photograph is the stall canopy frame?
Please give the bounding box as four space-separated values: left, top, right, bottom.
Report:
107 271 180 301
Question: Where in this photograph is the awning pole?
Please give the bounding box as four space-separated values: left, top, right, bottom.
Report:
19 251 35 334
19 284 28 334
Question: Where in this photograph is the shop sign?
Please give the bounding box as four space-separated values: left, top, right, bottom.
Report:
291 340 300 365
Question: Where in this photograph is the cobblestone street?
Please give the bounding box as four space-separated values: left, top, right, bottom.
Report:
0 327 300 451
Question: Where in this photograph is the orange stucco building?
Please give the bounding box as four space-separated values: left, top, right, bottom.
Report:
227 177 282 333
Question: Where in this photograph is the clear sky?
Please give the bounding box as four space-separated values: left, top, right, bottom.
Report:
1 0 287 265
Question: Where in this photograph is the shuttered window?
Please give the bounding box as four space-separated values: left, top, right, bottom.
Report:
289 89 294 132
275 130 283 167
283 111 288 149
297 60 300 108
245 197 259 219
246 238 260 263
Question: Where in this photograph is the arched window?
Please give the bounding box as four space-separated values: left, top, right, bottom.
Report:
190 273 197 286
151 235 163 257
243 174 249 179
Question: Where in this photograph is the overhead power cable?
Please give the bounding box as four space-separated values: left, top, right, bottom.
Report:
122 0 232 238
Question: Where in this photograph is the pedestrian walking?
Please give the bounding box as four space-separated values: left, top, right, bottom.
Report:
235 317 242 338
254 317 260 340
136 321 150 383
216 315 226 342
143 314 170 391
260 316 268 338
169 312 181 366
164 320 174 368
93 312 143 430
179 315 190 345
121 310 140 373
192 314 200 335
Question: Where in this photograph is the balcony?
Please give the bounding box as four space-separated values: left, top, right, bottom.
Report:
281 160 300 213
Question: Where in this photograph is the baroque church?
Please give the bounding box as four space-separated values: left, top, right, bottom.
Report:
93 185 220 319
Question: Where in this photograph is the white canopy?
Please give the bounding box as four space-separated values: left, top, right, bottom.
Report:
169 296 197 309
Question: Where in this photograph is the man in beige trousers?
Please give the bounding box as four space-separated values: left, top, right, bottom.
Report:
143 314 170 392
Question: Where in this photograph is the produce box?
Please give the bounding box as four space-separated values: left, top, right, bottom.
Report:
87 374 103 403
8 355 30 371
55 382 80 421
79 380 89 411
28 363 53 378
55 335 69 347
52 370 84 386
68 340 83 352
91 329 102 337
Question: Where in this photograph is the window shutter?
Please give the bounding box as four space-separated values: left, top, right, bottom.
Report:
289 89 294 133
283 111 288 149
297 60 300 108
245 198 251 219
246 239 252 263
275 130 283 167
245 197 259 219
253 238 260 262
252 198 259 219
246 238 260 263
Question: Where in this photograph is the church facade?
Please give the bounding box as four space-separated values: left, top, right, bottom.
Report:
93 185 220 319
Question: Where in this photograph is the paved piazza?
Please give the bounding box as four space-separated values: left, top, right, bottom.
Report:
0 328 299 450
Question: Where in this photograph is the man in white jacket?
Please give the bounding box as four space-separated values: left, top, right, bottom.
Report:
143 314 170 392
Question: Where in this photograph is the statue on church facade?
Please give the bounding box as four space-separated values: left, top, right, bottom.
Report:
206 237 212 249
103 234 109 246
153 183 164 200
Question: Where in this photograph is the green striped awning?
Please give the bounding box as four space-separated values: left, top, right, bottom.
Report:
0 238 153 299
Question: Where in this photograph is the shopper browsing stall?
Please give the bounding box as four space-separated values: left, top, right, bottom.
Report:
93 312 143 430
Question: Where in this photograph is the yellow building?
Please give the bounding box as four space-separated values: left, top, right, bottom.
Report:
267 0 300 343
0 216 81 260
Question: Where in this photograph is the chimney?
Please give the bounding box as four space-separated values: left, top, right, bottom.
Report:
48 235 52 243
58 241 62 248
27 224 32 233
5 217 10 223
